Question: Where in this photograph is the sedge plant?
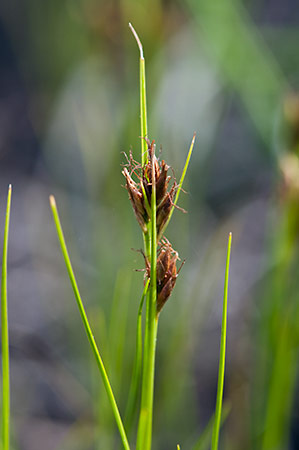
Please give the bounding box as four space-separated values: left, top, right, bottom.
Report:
49 23 232 450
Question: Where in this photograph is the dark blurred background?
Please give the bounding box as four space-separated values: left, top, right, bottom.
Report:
0 0 299 449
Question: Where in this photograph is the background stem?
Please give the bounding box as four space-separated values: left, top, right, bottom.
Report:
125 280 149 432
211 232 232 450
1 185 12 450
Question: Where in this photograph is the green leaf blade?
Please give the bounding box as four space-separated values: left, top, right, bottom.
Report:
49 195 130 450
161 133 196 237
1 185 12 450
211 232 232 450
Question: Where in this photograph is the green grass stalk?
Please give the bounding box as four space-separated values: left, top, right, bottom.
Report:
192 403 231 450
136 155 158 450
211 232 232 450
49 195 130 450
144 157 158 449
1 185 12 450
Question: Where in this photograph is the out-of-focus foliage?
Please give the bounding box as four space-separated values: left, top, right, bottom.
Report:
0 0 298 449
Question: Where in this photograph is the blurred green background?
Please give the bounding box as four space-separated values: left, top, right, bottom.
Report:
0 0 299 449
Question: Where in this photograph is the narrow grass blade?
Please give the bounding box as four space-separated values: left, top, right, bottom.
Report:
177 445 181 450
211 232 232 450
161 133 196 236
192 403 230 450
174 133 196 207
49 195 130 450
125 280 149 432
129 23 148 165
1 184 12 450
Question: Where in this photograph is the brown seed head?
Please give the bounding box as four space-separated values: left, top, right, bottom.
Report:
156 240 182 313
122 167 148 232
157 277 177 313
137 239 183 313
123 138 179 236
156 248 171 283
156 185 176 238
156 160 170 206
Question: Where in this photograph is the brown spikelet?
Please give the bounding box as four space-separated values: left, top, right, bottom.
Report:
123 138 179 237
122 167 147 232
156 240 181 313
136 239 183 313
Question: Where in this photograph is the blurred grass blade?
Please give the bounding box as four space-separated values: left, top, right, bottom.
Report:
177 445 181 450
108 268 132 395
211 232 232 450
161 133 196 236
49 195 130 450
192 403 230 450
187 0 284 148
1 185 12 450
125 280 149 432
129 23 148 165
262 308 297 450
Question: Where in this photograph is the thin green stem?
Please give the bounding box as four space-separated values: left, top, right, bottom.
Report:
211 232 232 450
137 145 158 450
140 182 151 218
1 184 12 450
125 280 149 432
49 195 130 450
145 147 158 450
137 230 151 446
129 23 148 166
192 403 231 450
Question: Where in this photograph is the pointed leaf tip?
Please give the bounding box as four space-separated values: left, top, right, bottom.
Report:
129 22 144 59
49 195 56 208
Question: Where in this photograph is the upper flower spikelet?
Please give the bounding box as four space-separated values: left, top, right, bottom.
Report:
122 139 177 238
